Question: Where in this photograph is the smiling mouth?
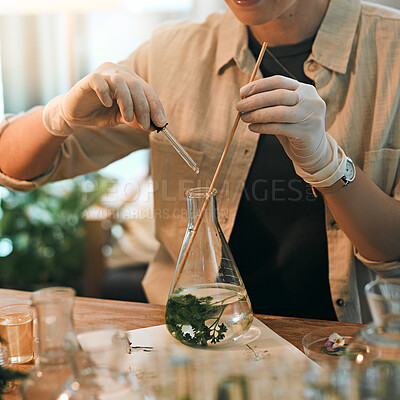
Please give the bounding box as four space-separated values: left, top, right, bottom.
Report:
233 0 261 5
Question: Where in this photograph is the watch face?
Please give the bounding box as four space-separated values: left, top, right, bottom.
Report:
344 158 355 181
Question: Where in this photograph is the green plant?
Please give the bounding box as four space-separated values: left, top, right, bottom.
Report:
0 362 26 398
165 293 229 346
0 174 115 294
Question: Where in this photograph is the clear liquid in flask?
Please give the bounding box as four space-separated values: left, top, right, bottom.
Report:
166 283 253 348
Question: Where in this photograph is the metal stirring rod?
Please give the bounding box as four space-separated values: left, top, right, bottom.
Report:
156 124 200 174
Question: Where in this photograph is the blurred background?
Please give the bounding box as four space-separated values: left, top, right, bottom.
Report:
0 0 398 299
0 0 226 299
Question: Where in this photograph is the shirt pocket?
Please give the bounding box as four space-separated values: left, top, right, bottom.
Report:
149 133 205 259
363 148 400 197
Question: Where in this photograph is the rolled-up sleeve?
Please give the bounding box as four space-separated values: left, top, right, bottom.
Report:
0 113 150 192
355 250 400 279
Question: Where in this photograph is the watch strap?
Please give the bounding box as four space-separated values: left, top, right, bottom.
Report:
312 156 356 196
312 178 347 196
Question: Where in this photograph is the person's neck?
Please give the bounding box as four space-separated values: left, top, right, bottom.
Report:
250 0 329 47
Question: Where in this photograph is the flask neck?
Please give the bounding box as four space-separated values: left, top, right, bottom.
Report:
379 315 400 336
186 188 217 229
364 279 400 349
31 287 75 365
366 280 400 333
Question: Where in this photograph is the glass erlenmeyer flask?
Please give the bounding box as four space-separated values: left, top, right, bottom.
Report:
20 287 75 400
165 187 253 348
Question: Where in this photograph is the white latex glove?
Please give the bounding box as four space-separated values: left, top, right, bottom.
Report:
237 75 346 187
43 62 167 136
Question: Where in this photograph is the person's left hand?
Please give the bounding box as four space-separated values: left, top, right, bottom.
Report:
237 75 335 178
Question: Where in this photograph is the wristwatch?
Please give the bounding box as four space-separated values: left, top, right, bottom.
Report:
313 156 356 195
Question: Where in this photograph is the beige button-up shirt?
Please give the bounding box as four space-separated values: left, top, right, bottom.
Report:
1 0 399 322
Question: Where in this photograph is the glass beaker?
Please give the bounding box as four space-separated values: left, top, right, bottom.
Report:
165 187 253 348
56 326 143 400
335 279 400 399
0 304 34 364
20 287 75 400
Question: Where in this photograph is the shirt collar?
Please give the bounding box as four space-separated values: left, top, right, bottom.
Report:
215 0 362 76
311 0 361 74
215 9 255 76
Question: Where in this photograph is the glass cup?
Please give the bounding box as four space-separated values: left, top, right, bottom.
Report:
0 304 34 363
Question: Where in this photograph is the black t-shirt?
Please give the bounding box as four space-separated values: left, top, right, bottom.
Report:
228 30 337 321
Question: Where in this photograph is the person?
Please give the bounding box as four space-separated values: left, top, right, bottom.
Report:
0 0 399 323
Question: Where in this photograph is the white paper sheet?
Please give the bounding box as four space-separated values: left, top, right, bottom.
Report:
123 317 310 372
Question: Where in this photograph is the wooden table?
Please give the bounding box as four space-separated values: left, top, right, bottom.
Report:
0 289 364 399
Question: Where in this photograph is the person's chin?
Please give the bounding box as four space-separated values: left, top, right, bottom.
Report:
227 0 270 25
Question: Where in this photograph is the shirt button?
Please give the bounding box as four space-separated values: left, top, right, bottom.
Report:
244 149 249 155
336 298 346 307
330 220 339 230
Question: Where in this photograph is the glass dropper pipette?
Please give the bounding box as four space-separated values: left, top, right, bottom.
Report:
156 124 200 174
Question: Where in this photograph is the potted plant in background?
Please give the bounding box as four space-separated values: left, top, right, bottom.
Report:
0 173 115 295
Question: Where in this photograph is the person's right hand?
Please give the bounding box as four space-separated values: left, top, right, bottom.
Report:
43 62 167 137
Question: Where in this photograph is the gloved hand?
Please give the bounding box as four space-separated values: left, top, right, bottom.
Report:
237 75 346 187
43 62 167 137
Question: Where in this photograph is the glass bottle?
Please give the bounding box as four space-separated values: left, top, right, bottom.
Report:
55 326 143 400
334 279 400 399
20 287 75 399
165 187 253 348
